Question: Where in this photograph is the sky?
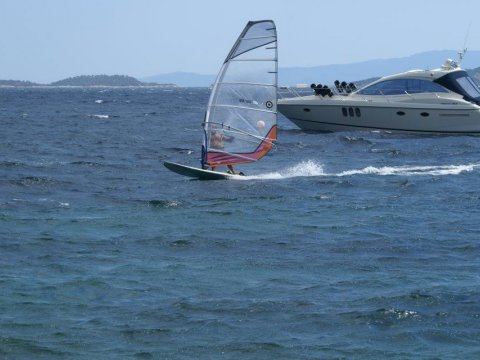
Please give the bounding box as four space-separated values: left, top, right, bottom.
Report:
1 0 480 83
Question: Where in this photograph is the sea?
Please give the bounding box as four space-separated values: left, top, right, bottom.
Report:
1 87 479 359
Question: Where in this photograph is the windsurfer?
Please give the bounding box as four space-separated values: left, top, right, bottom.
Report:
211 163 236 174
210 131 225 149
209 131 238 174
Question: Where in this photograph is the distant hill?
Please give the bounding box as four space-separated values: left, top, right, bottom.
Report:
50 74 172 87
141 72 215 87
142 50 480 87
279 50 480 86
0 79 42 87
0 75 176 87
2 51 480 88
468 67 480 84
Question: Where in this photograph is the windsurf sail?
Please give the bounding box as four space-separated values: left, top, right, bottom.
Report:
202 20 278 168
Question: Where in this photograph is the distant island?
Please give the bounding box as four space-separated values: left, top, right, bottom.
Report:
0 79 40 87
0 74 176 87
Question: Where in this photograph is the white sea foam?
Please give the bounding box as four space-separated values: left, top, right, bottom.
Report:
94 99 104 104
92 114 109 119
233 160 477 180
337 164 476 177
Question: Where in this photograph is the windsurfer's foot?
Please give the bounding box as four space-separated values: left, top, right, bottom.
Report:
228 171 245 176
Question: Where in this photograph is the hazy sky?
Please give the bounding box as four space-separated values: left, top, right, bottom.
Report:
1 0 479 83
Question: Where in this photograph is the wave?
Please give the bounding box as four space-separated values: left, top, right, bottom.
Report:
235 160 477 180
70 160 103 167
90 114 110 119
1 159 68 168
0 160 23 167
130 199 182 208
6 198 70 208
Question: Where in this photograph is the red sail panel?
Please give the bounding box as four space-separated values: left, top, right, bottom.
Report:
206 126 277 166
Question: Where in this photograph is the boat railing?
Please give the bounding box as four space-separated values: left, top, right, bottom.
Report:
278 81 360 99
277 86 312 98
278 85 448 103
374 90 430 103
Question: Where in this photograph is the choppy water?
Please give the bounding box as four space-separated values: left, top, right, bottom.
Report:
1 87 480 359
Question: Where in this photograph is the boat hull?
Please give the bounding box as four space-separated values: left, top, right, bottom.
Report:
278 100 480 134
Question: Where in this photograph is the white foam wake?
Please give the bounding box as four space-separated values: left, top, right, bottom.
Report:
233 160 477 180
336 164 476 177
91 114 109 119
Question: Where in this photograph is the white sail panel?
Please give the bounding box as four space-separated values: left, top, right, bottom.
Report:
212 83 277 112
228 22 277 60
220 61 276 85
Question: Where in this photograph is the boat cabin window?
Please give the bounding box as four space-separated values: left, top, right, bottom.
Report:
358 79 448 95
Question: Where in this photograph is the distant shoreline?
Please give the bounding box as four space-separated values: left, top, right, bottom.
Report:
0 75 178 88
0 84 179 88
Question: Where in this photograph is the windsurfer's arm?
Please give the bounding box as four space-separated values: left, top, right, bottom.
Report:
224 134 234 142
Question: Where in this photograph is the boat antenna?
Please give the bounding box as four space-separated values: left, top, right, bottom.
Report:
458 21 471 65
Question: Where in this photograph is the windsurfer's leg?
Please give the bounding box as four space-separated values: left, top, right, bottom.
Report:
227 165 235 174
211 166 216 171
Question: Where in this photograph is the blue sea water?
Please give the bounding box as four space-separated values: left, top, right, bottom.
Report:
1 87 480 359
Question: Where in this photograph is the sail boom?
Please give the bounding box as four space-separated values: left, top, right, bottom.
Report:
206 126 277 166
206 121 276 142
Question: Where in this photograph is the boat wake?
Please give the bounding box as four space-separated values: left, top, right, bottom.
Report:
336 164 476 177
236 160 477 180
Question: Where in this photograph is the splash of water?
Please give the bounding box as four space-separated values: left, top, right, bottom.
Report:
236 160 325 180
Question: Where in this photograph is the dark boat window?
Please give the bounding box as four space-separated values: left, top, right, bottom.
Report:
434 70 480 105
348 107 354 116
456 76 480 98
358 79 448 95
342 107 348 117
355 108 361 117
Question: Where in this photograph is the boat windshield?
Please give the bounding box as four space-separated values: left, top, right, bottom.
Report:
456 76 480 99
434 70 480 105
357 79 448 95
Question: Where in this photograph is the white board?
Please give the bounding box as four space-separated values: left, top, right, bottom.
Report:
164 161 238 180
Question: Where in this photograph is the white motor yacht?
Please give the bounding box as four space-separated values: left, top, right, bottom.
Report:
278 58 480 134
